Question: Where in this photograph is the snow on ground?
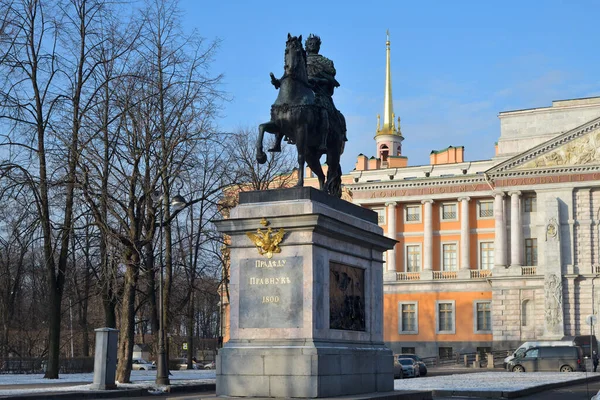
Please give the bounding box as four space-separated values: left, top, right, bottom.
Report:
0 369 215 396
394 371 599 392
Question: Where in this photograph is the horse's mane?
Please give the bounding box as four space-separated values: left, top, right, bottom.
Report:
286 35 307 66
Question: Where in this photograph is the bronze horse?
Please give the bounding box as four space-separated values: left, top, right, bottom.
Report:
256 34 344 198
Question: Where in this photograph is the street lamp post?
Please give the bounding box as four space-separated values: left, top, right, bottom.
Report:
155 192 187 386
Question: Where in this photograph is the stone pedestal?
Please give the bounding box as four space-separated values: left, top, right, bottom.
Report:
214 187 396 398
91 328 118 390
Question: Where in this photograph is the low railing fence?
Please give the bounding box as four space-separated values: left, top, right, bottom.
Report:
0 357 94 374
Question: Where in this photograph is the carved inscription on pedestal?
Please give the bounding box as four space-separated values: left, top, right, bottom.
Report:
239 257 303 328
329 262 365 331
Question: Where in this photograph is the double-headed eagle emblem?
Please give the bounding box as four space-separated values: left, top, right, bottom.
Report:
246 218 285 259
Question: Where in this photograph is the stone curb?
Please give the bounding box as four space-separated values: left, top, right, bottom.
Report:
432 374 600 399
0 388 149 400
164 383 216 393
0 383 216 400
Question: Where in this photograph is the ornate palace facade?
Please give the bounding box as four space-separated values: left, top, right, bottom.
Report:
320 35 600 357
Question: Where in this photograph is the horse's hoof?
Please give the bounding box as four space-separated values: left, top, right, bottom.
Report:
257 152 267 164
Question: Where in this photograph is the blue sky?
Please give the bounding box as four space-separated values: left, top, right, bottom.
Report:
179 0 600 172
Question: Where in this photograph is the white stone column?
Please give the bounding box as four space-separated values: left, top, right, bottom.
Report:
459 197 470 270
494 191 507 267
509 191 522 267
385 202 397 272
422 199 433 271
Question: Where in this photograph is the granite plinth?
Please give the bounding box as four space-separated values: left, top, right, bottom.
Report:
216 341 393 398
215 189 396 398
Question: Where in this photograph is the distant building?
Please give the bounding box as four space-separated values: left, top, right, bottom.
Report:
326 33 600 358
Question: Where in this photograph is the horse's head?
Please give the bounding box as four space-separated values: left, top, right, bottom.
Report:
285 33 307 81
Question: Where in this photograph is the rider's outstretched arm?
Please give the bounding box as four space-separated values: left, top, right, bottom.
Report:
270 72 281 89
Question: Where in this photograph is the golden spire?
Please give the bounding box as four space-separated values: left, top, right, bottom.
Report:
377 29 400 136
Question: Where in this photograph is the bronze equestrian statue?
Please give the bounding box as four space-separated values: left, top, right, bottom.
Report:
256 34 347 198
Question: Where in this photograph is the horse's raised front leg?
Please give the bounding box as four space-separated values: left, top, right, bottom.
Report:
257 121 279 164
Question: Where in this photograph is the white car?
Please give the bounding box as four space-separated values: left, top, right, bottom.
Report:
175 358 199 370
397 358 420 378
131 359 156 370
204 361 215 369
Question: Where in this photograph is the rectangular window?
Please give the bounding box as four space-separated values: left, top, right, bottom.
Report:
398 301 418 334
402 304 416 331
442 243 457 271
405 205 421 222
439 347 453 359
479 242 494 270
478 201 494 218
525 238 538 266
475 301 491 332
524 196 537 213
401 347 416 354
441 203 457 220
436 301 455 333
374 208 385 225
406 245 421 272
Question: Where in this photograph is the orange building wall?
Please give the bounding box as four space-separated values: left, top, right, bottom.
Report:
383 291 493 343
389 198 495 271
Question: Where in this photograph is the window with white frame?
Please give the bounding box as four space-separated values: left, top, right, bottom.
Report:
478 200 494 219
405 205 421 223
374 208 385 225
436 300 455 334
441 202 458 221
474 301 492 333
406 244 421 272
398 301 418 334
479 242 494 270
442 243 458 271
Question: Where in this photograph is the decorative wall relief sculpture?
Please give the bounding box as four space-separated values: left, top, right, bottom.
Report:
329 262 365 331
546 217 559 241
544 273 563 334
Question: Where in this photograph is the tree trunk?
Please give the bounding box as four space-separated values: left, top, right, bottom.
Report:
186 291 194 368
115 250 140 383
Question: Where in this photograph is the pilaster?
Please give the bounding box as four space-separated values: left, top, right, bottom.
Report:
422 199 434 271
385 202 397 273
494 191 507 268
458 197 470 270
509 191 522 267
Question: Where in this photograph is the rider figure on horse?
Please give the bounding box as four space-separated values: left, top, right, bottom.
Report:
269 34 346 153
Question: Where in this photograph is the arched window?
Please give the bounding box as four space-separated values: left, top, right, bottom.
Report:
521 299 531 326
397 145 402 156
380 144 389 161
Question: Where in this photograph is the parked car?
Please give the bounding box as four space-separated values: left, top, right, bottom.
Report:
507 346 585 373
396 354 427 376
503 340 575 368
392 358 405 379
174 358 199 370
131 359 156 370
397 358 420 378
204 361 215 370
